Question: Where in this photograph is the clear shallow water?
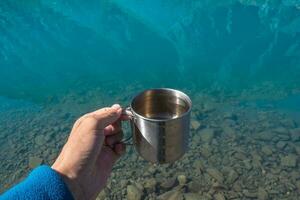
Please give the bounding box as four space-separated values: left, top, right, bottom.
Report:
1 1 300 199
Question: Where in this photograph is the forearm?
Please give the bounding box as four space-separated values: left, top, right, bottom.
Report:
1 165 74 200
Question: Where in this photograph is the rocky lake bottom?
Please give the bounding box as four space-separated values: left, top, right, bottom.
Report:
0 86 299 200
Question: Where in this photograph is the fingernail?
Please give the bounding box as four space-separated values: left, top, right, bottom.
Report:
111 104 121 110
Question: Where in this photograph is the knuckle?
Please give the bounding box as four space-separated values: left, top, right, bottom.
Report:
108 110 118 117
82 115 98 127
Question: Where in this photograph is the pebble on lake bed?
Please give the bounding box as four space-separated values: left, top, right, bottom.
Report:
258 187 268 200
157 190 183 200
28 156 43 169
281 154 298 167
207 168 224 183
191 120 201 130
177 175 187 186
184 193 202 200
199 128 215 143
127 185 142 200
144 178 157 191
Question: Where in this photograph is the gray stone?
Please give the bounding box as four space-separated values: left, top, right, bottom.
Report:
34 135 46 146
120 180 128 188
254 131 274 141
223 112 237 120
144 178 156 191
281 154 298 167
258 187 268 200
296 180 300 192
243 189 257 198
160 178 177 190
251 152 263 168
200 128 215 143
207 168 224 183
191 120 201 130
233 182 242 192
290 129 300 141
295 145 300 155
96 190 106 200
234 152 247 160
200 147 211 158
222 126 236 139
184 193 203 200
212 182 227 190
276 141 287 150
277 134 290 141
214 193 225 200
261 146 273 156
227 169 239 184
187 180 201 193
29 156 43 169
127 185 142 200
158 190 183 200
202 102 216 112
243 159 252 170
193 160 205 172
273 127 288 134
177 175 187 186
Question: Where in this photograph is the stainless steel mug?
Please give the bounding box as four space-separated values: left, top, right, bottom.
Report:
122 88 192 164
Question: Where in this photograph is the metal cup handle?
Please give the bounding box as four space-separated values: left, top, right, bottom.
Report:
121 107 134 118
120 107 134 145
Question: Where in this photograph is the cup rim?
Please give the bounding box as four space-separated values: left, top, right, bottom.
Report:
130 88 192 122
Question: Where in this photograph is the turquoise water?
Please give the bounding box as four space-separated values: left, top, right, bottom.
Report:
1 1 300 199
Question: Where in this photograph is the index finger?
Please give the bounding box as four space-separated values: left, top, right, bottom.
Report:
75 104 122 131
104 119 121 136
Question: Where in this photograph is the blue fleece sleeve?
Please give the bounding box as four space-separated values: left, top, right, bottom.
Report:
1 165 74 200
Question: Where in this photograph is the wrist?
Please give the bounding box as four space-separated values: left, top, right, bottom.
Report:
51 165 85 200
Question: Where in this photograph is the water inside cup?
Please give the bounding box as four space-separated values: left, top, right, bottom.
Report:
131 89 191 120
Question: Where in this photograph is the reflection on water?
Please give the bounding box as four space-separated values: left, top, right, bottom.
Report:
0 0 300 199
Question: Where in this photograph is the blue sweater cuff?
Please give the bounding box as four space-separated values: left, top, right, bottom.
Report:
1 165 74 200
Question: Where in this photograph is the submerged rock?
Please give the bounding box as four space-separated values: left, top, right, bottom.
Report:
212 182 227 191
281 154 298 167
261 145 273 156
254 131 274 141
199 128 215 143
276 141 287 150
28 156 43 169
160 178 177 190
184 193 202 200
296 180 300 192
144 178 157 191
191 120 201 130
177 175 187 186
207 168 224 183
202 102 216 112
290 129 300 141
257 187 268 200
157 190 183 200
34 135 46 146
187 180 202 193
222 125 236 139
214 193 225 200
200 146 212 158
193 160 205 173
295 145 300 155
243 189 257 198
227 169 239 184
234 151 247 160
127 185 142 200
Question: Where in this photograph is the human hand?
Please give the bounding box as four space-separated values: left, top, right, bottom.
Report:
52 104 126 200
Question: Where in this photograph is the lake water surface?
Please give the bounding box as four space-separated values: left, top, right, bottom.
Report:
1 1 300 199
